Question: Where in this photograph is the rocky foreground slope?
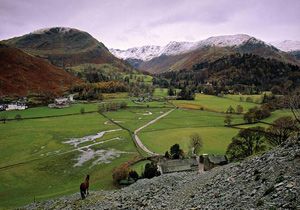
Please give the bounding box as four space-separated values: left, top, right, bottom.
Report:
24 139 300 210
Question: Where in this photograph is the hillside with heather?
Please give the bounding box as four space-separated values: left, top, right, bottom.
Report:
0 44 81 97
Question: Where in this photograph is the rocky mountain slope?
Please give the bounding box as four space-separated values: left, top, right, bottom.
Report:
1 27 133 72
110 34 299 73
0 44 81 97
25 138 300 209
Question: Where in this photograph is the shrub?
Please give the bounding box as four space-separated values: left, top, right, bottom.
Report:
170 144 184 159
120 102 127 109
164 151 170 158
236 105 244 114
243 106 270 123
226 106 235 114
189 133 203 155
226 126 266 161
80 107 85 114
224 115 232 126
15 114 22 121
112 164 129 185
128 170 139 181
0 115 7 124
246 97 253 103
142 162 161 179
266 116 298 146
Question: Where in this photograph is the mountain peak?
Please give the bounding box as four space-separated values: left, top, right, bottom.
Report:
198 34 253 47
31 27 81 35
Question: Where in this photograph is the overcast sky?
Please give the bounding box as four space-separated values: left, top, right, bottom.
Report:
0 0 299 49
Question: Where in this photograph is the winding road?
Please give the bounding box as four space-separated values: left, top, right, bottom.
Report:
133 108 176 156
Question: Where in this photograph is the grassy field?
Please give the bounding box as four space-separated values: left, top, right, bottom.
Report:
171 93 260 113
0 103 99 120
0 108 140 208
139 109 241 155
0 92 295 208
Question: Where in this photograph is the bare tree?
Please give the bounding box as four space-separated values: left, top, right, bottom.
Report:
189 133 203 155
289 92 300 124
266 116 298 145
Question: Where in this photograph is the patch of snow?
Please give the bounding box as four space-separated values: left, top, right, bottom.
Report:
63 129 122 147
271 40 300 52
196 34 251 48
109 34 266 61
31 27 78 35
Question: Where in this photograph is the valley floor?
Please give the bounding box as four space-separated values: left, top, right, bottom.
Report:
0 91 295 208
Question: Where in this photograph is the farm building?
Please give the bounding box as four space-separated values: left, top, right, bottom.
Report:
201 154 228 171
157 158 200 174
5 102 27 111
48 97 70 108
0 104 7 111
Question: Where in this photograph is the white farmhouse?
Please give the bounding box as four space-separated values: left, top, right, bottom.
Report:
6 103 27 111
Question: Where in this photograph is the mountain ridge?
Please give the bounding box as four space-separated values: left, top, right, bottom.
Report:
109 34 299 74
1 27 134 72
109 34 281 61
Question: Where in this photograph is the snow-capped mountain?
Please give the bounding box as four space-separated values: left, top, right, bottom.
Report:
196 34 253 47
271 40 300 52
110 45 161 61
110 34 267 61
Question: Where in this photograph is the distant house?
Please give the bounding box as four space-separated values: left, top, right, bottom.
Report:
201 154 228 171
158 158 200 174
5 102 27 111
48 97 70 108
0 104 8 111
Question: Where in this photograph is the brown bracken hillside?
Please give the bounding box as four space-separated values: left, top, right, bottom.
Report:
0 44 81 97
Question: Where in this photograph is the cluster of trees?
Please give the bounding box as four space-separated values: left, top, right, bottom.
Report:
226 116 298 161
128 83 154 98
164 144 184 159
177 86 195 100
156 53 300 95
165 134 203 159
66 64 124 83
112 161 160 186
226 105 244 114
98 102 127 113
243 106 271 123
72 81 128 100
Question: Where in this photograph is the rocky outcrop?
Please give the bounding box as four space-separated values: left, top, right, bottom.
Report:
24 139 300 210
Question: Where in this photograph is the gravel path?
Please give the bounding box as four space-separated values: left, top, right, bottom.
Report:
133 109 175 156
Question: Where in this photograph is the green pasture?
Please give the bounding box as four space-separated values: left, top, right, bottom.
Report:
104 107 172 132
171 93 259 113
140 127 239 155
0 103 99 120
139 109 242 155
0 112 139 208
0 93 296 208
